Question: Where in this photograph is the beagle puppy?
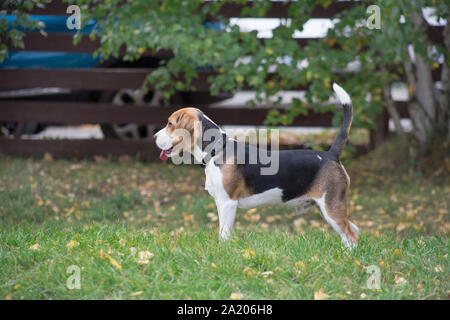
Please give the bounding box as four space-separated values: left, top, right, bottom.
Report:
154 83 359 248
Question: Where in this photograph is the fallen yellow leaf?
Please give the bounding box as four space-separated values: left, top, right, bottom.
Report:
394 275 407 285
138 251 154 260
107 256 122 270
66 240 80 250
66 207 75 216
137 251 154 266
294 261 306 271
230 292 244 300
130 291 143 297
29 243 40 250
354 260 363 271
243 249 255 259
260 271 273 277
99 250 122 270
396 222 411 232
139 260 150 266
243 267 256 276
310 220 321 228
314 288 329 300
99 249 107 259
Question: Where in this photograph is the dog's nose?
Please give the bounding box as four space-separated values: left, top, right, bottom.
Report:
153 132 158 140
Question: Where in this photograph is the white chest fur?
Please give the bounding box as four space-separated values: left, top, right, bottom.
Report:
204 160 231 203
204 160 237 240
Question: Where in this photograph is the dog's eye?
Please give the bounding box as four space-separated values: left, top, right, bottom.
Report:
167 122 172 127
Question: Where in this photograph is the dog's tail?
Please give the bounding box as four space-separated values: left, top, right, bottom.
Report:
328 83 353 159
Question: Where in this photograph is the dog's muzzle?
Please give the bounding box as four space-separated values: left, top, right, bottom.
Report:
154 128 173 160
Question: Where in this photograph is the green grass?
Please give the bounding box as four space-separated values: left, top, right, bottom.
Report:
1 222 447 299
0 138 448 299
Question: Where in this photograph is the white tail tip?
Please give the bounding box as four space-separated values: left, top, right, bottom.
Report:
333 83 351 105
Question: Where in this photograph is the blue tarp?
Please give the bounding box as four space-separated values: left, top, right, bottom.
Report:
1 51 100 69
0 15 223 69
0 15 98 68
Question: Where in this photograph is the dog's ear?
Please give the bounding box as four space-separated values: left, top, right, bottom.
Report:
175 109 200 132
175 113 183 124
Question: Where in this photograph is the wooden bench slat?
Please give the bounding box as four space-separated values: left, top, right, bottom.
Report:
0 139 160 159
0 68 156 90
0 101 335 126
0 138 370 160
0 68 315 91
0 100 409 125
0 67 441 91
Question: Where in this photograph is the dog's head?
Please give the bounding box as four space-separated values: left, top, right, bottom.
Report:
154 107 203 160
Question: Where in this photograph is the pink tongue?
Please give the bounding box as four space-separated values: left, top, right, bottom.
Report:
160 150 168 160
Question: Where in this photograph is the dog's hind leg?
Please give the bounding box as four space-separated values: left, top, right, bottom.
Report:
215 199 238 240
315 192 359 249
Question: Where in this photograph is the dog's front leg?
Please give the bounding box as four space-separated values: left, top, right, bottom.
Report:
215 198 238 240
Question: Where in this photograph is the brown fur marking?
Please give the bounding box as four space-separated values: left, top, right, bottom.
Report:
221 163 253 200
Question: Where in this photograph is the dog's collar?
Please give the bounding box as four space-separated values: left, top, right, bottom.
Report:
201 133 228 165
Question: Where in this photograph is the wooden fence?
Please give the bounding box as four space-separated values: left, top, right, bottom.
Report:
0 1 442 160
